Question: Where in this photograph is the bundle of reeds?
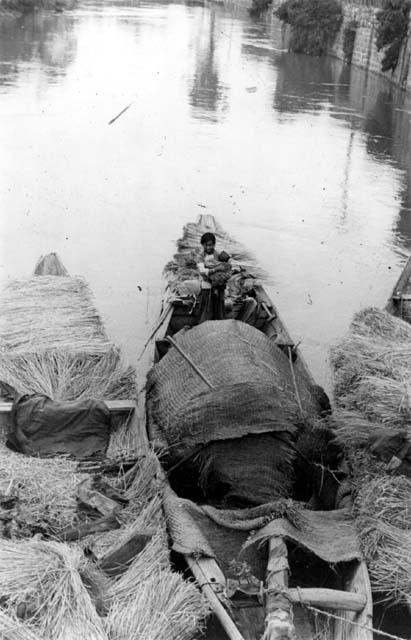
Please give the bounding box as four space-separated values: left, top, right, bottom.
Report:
104 525 208 640
0 610 42 640
0 440 88 531
106 566 209 640
0 277 112 355
331 307 411 426
0 539 107 640
105 411 147 460
331 308 411 606
0 348 135 401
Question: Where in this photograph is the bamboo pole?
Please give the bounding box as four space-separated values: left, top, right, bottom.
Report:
166 336 214 389
186 556 245 640
263 536 296 640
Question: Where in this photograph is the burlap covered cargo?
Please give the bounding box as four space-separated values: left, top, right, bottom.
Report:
147 320 320 457
146 320 325 505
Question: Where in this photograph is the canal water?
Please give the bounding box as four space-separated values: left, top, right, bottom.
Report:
0 0 410 394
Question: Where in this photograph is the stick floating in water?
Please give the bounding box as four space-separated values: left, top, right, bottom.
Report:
108 102 133 125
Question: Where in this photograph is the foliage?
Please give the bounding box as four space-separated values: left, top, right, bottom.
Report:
275 0 343 56
0 0 75 12
249 0 273 16
376 0 411 72
342 19 358 63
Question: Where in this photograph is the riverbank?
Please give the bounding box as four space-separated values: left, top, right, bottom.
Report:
271 0 411 92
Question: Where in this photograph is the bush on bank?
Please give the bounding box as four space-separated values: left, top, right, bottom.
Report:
275 0 343 56
0 0 74 14
376 0 411 72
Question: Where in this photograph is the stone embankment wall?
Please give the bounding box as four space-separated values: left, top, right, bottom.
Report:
271 0 411 92
332 2 411 91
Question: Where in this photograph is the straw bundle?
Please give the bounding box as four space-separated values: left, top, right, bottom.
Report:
333 408 408 449
106 412 144 460
355 473 411 532
0 348 135 401
105 567 209 640
0 610 42 640
0 277 112 355
104 517 208 640
357 519 411 603
123 450 162 512
331 307 411 426
0 539 107 640
0 440 88 531
107 529 169 602
331 308 411 605
83 450 163 557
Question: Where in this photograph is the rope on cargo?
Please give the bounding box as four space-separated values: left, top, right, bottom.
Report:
287 346 305 420
166 336 215 389
301 603 408 640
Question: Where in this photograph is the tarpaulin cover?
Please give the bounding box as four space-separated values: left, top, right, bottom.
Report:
196 432 295 506
7 394 110 458
163 485 362 582
245 508 362 564
147 319 321 461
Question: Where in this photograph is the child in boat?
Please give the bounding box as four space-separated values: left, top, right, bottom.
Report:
197 233 235 323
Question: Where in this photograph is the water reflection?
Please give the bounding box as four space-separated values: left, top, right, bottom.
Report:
0 11 77 87
189 8 228 121
274 54 347 115
268 40 411 250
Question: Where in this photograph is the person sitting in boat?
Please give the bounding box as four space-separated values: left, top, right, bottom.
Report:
197 233 237 323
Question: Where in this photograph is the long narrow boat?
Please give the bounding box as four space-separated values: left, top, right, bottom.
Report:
143 215 373 640
386 252 411 319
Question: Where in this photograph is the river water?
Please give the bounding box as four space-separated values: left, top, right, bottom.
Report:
0 0 411 393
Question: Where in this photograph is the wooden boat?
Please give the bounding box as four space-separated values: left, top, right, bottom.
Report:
144 215 373 640
386 252 411 320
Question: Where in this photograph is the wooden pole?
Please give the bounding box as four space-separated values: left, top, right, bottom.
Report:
167 336 214 389
186 556 245 640
263 536 296 640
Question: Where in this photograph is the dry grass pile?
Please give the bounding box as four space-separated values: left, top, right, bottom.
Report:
106 410 146 460
0 440 88 532
331 308 411 605
85 450 163 557
105 531 208 640
344 449 411 605
164 218 268 291
0 348 135 401
0 539 107 640
0 273 135 402
0 277 112 355
106 566 208 640
0 443 208 640
0 610 43 640
331 307 411 429
81 450 209 640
